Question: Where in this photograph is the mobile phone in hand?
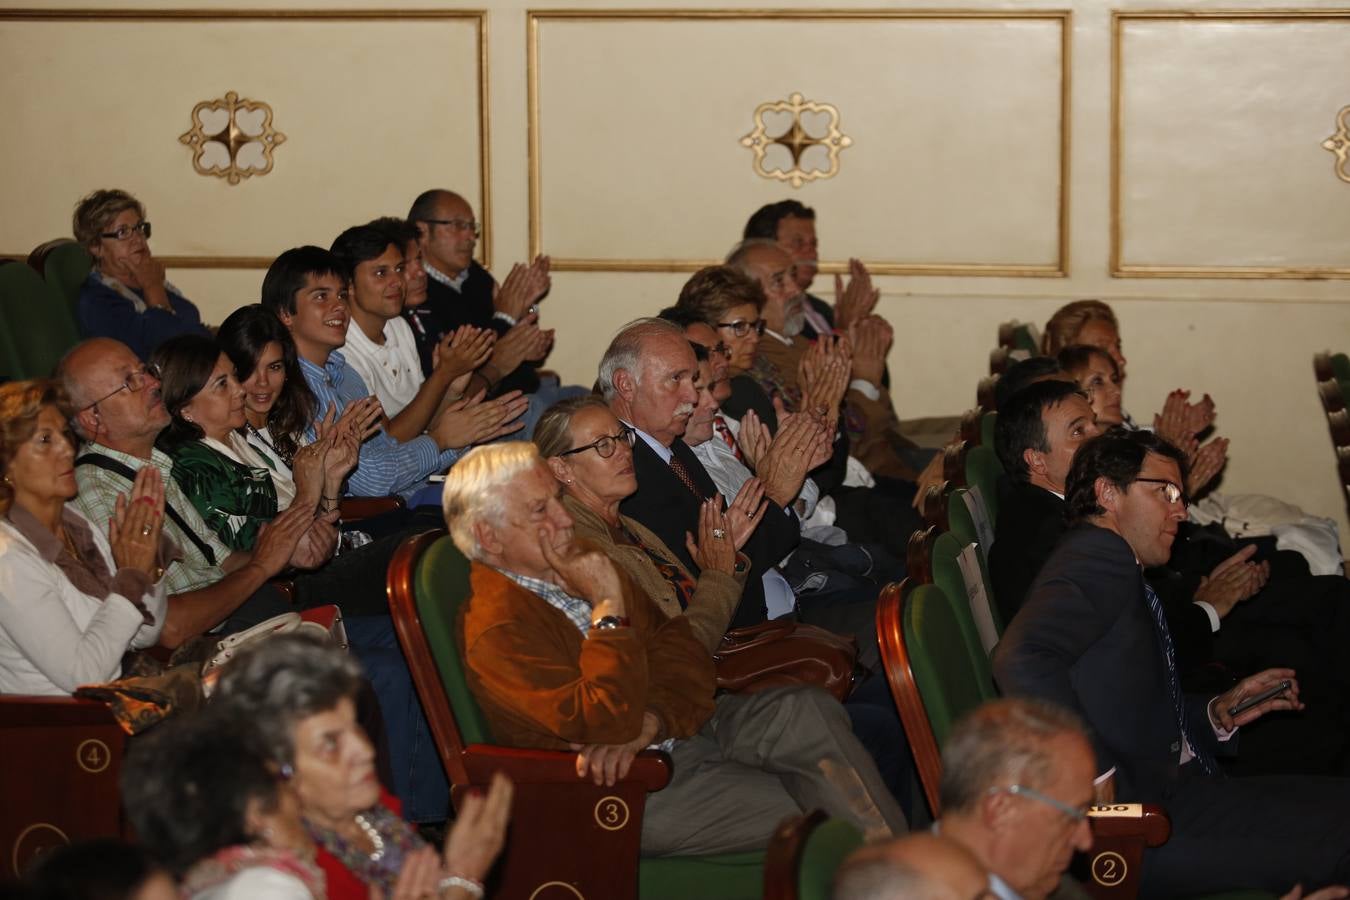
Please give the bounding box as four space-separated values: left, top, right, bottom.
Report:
1228 679 1292 717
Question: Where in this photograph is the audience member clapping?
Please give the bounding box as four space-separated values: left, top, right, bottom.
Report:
533 395 749 652
152 334 353 552
210 634 512 899
0 380 169 695
72 189 210 361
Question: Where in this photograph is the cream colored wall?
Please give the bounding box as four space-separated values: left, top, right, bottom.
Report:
5 0 1350 543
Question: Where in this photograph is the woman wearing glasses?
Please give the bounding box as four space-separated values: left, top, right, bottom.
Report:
0 380 170 695
533 396 755 652
73 189 210 361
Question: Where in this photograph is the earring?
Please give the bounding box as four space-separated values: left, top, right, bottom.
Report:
279 763 294 780
182 413 193 423
565 478 573 484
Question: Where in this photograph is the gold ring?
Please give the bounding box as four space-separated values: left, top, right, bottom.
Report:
140 524 153 536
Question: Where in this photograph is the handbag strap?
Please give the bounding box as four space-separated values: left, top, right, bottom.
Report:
76 452 218 566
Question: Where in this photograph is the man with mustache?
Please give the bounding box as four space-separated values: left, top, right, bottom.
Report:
994 428 1350 896
603 318 801 627
725 239 926 485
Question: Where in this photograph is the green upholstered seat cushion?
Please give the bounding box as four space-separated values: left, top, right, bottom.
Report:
638 852 765 899
980 411 997 449
1011 324 1040 355
413 534 494 745
0 263 80 379
929 532 998 676
964 446 1004 522
44 242 93 324
797 819 863 900
904 584 996 747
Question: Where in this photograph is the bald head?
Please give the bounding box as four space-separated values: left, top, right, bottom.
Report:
409 189 477 276
57 338 169 453
833 833 990 900
725 239 802 335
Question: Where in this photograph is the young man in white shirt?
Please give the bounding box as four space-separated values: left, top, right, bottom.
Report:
332 222 495 439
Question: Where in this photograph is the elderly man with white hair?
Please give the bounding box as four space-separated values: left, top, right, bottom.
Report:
446 441 907 856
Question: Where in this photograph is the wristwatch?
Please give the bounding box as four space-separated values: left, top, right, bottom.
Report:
592 615 630 631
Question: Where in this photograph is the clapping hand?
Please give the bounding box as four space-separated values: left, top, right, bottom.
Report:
833 258 880 331
686 497 736 575
434 325 496 387
109 465 165 578
725 478 769 549
430 390 529 450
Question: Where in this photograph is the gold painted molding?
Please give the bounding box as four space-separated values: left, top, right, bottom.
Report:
1111 10 1350 280
0 8 491 269
527 9 1071 278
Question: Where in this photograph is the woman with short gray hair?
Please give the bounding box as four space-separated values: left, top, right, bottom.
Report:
213 634 513 900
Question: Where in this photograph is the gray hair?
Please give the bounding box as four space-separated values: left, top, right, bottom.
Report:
833 853 957 900
211 633 366 768
723 237 783 278
596 317 684 402
939 698 1089 814
442 442 543 560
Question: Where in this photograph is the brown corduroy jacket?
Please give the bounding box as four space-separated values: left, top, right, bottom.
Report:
458 551 716 750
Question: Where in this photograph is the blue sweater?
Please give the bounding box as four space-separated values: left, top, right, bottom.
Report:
76 272 210 360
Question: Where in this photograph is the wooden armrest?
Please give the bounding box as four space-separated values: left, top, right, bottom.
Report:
1088 803 1170 846
463 745 672 791
0 695 119 727
339 496 406 522
1077 803 1170 898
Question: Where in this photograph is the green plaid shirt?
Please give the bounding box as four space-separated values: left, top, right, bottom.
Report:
74 443 232 594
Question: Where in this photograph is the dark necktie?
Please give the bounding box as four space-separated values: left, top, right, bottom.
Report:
1143 578 1218 775
713 416 743 463
620 522 697 609
669 455 705 500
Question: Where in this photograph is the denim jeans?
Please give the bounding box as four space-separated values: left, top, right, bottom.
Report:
344 614 449 822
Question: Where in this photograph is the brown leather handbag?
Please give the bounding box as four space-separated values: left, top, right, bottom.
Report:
713 619 859 702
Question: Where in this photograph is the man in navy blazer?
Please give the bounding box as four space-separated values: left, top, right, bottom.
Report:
994 428 1350 896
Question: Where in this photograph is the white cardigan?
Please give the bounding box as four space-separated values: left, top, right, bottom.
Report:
0 504 168 695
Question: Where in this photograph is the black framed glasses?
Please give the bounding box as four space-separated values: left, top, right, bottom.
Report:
1135 477 1186 506
419 218 480 237
100 221 151 241
560 425 636 459
80 363 161 412
716 319 766 338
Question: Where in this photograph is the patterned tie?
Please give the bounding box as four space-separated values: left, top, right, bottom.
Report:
1142 577 1218 775
713 416 744 462
668 455 705 500
620 522 697 609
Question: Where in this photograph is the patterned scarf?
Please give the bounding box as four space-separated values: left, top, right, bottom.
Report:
303 803 426 895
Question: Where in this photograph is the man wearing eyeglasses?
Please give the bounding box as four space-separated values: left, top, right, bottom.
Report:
994 428 1350 896
406 189 587 434
993 379 1350 779
929 699 1096 900
58 338 334 646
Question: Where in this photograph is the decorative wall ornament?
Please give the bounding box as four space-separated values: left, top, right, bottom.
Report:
1322 106 1350 185
740 92 852 188
178 91 287 185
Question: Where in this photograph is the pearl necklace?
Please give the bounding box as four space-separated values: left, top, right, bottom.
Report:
353 813 385 862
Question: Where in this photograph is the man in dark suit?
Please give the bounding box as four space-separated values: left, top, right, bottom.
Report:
993 382 1350 775
601 317 800 627
994 428 1350 896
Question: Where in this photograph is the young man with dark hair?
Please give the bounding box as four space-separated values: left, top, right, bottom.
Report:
995 428 1350 896
331 223 521 443
261 245 515 500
